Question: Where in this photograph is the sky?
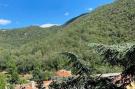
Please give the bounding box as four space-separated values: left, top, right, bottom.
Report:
0 0 113 29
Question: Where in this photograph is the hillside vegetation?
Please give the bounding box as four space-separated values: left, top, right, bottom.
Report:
0 0 135 84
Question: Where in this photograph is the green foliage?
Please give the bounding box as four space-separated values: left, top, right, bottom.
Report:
32 64 46 89
8 62 20 84
19 79 28 84
44 71 54 80
0 74 6 89
94 44 135 69
0 0 135 86
32 65 42 81
61 52 93 76
49 53 121 89
1 0 134 76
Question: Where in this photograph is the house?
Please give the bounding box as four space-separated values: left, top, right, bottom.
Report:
15 69 72 89
44 80 53 89
15 81 37 89
55 69 72 77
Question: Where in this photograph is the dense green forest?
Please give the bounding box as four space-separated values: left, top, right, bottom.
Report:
0 0 135 86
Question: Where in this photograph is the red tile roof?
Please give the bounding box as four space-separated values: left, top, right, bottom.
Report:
55 69 72 77
44 80 53 89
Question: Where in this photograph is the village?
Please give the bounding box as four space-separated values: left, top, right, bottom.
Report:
14 69 72 89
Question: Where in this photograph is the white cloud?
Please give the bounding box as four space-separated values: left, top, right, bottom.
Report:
0 19 11 25
88 8 93 11
64 12 69 16
40 23 60 28
2 30 6 32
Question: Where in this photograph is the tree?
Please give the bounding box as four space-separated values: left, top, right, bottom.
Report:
95 44 135 69
94 44 135 88
32 64 45 89
7 59 20 84
61 52 93 76
0 74 6 89
50 52 120 89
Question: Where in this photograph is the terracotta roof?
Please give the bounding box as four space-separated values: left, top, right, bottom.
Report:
15 70 72 89
44 80 53 89
55 69 72 77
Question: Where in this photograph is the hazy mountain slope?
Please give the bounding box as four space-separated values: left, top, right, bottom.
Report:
0 26 62 48
1 0 135 47
62 0 135 44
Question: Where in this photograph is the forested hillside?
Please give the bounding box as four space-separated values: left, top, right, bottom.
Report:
0 0 135 85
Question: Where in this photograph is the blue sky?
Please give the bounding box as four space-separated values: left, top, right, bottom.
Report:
0 0 113 29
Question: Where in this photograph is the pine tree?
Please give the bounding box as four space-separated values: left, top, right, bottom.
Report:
32 64 45 89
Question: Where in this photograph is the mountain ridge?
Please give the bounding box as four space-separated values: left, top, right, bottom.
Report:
0 0 135 74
